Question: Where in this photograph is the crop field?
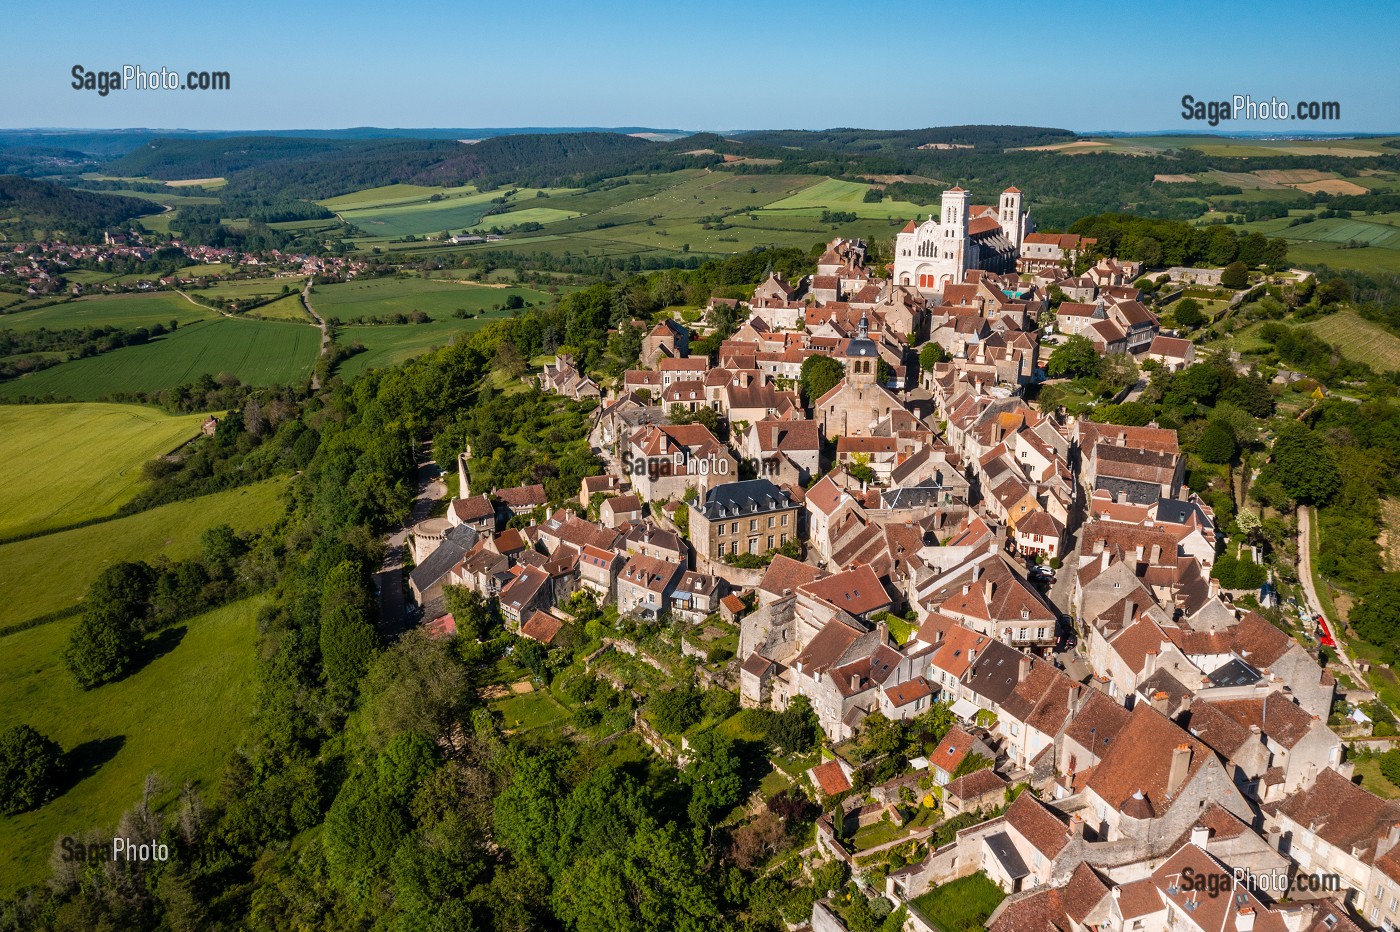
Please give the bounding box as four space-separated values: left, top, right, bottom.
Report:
325 184 577 238
758 177 936 219
0 477 286 631
1233 212 1400 272
334 316 505 378
0 404 207 538
249 292 313 321
1302 310 1400 373
0 292 210 332
0 596 263 895
472 206 582 229
311 276 549 322
0 317 319 400
190 277 305 302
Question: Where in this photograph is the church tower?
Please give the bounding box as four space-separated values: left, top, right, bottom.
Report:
844 312 879 385
940 186 970 284
999 186 1024 249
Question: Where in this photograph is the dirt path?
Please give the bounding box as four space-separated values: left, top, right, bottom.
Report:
300 279 331 390
1298 505 1365 685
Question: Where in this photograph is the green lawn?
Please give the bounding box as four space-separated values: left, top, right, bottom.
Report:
0 404 208 538
0 317 320 400
491 690 570 732
0 292 210 332
472 206 582 229
0 478 287 631
250 293 314 322
909 872 1007 932
312 276 550 323
0 596 264 896
1352 755 1400 799
189 277 306 303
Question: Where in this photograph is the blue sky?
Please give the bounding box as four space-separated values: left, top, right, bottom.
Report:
5 0 1397 133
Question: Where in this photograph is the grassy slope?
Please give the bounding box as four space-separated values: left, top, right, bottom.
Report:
312 277 549 321
0 478 287 630
0 317 319 400
0 292 211 332
0 404 207 537
0 596 264 895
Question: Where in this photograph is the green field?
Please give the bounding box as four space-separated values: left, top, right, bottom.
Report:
250 292 314 321
909 872 1007 931
760 177 937 220
491 690 571 732
0 477 286 631
0 292 210 333
1071 135 1400 158
334 320 489 378
472 206 582 229
0 404 208 538
0 317 319 400
323 184 575 238
1303 310 1400 373
312 276 549 322
190 277 306 303
0 596 263 895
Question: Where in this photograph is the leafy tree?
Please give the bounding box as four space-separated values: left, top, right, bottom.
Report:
1173 298 1205 329
1353 574 1400 647
918 343 946 371
648 686 704 736
767 695 820 753
64 563 154 688
361 631 471 748
1220 261 1249 289
1198 421 1237 464
800 355 845 405
1381 748 1400 788
682 731 743 825
1098 352 1138 393
0 725 63 814
1271 423 1341 504
1046 335 1099 379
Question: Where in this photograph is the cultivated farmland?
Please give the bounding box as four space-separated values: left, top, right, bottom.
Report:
1302 310 1400 374
0 404 208 538
0 317 320 400
0 292 210 332
312 276 550 322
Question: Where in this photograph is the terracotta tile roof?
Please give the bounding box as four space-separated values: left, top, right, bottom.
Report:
884 676 933 708
720 593 746 614
452 494 495 523
1064 690 1131 765
1085 703 1212 814
520 610 564 645
943 766 1007 801
1005 791 1071 858
926 622 992 678
1231 612 1295 668
988 888 1070 932
740 652 773 678
810 759 852 796
1114 878 1164 920
1269 768 1400 859
1208 692 1315 749
619 553 682 593
1152 845 1287 932
495 484 547 508
793 618 867 675
757 554 827 597
1061 862 1111 924
931 726 978 775
1149 335 1192 357
798 563 891 616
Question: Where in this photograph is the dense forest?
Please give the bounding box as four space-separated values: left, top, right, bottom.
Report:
0 176 160 239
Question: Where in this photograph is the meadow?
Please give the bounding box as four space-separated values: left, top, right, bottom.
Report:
334 319 493 378
0 316 320 400
0 292 210 332
311 276 550 322
324 183 576 238
759 177 937 220
0 404 208 538
0 477 287 631
0 596 263 895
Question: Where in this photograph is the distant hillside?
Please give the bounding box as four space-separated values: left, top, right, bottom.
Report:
0 175 160 239
731 125 1079 152
108 132 717 200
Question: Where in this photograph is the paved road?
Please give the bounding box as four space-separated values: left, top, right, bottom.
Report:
1298 505 1366 686
375 457 448 639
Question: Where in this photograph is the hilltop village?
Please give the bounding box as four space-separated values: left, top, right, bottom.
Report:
406 186 1369 932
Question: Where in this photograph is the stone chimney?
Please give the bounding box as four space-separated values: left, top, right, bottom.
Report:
1123 600 1137 627
1135 544 1145 562
1150 543 1162 565
1235 906 1255 932
1191 824 1210 847
1167 743 1193 796
1100 549 1111 572
851 674 861 692
1143 649 1158 676
1071 813 1086 839
876 619 889 644
1019 654 1032 682
984 580 994 603
1150 690 1169 714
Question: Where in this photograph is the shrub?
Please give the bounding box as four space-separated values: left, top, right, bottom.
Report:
0 725 63 815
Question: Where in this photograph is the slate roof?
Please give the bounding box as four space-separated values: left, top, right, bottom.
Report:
408 523 480 591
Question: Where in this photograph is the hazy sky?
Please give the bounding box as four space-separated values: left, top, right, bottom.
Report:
5 0 1397 133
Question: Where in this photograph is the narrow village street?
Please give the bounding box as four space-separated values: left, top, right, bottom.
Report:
374 455 447 638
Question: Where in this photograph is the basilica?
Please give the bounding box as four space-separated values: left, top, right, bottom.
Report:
892 185 1032 297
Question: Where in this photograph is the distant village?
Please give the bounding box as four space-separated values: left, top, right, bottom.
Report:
405 187 1374 932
